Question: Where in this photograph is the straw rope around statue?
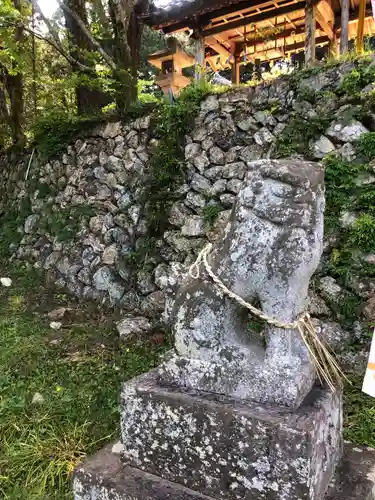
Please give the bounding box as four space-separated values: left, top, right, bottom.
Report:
189 243 349 393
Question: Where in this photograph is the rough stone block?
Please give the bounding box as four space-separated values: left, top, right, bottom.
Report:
120 372 342 500
73 443 375 500
74 444 213 500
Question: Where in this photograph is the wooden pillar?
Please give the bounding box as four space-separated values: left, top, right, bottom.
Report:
305 0 316 65
329 30 341 58
357 0 366 54
231 44 241 85
194 31 205 80
335 31 341 57
340 0 350 55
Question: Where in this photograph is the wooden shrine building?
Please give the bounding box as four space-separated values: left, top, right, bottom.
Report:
144 0 375 89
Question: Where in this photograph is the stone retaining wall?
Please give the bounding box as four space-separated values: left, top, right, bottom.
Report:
1 59 374 373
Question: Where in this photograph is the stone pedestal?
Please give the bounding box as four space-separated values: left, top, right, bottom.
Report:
73 442 375 500
74 371 375 500
118 372 342 500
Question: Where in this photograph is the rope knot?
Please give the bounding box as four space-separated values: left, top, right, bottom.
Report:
189 243 213 280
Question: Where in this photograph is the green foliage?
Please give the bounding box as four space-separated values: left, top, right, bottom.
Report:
39 206 95 243
139 26 167 77
296 86 316 103
356 132 375 160
338 61 375 96
32 110 106 157
276 115 332 157
248 315 266 335
137 79 162 104
340 69 363 95
318 152 375 329
35 182 56 199
344 376 375 447
0 199 31 257
349 214 375 253
323 155 361 221
327 289 362 327
144 82 213 236
0 263 170 498
203 204 221 228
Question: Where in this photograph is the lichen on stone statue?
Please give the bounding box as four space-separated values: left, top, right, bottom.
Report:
160 159 325 409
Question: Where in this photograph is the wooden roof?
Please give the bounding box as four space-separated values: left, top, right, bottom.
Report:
146 0 250 30
146 0 375 68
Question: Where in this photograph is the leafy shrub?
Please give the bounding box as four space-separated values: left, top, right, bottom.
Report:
338 61 375 96
144 82 214 236
276 115 332 157
203 204 221 227
350 214 375 253
32 110 105 157
357 132 375 160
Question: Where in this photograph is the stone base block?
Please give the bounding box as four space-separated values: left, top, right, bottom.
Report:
120 372 342 500
73 443 375 500
73 444 213 500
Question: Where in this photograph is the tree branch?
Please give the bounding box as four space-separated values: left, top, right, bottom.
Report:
0 19 96 73
57 0 117 71
31 0 64 51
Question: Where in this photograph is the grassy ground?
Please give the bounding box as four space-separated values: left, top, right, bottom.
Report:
0 262 169 499
0 262 374 499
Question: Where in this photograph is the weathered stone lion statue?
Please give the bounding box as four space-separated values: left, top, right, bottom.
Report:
161 159 325 408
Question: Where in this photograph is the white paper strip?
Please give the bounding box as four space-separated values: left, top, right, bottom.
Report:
372 0 375 22
362 327 375 398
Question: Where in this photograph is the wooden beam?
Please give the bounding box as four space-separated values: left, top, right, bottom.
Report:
305 0 316 65
202 2 306 37
357 0 366 53
243 26 305 53
205 36 231 60
228 23 306 47
237 35 330 62
340 0 350 53
287 34 328 52
316 0 334 40
200 0 265 24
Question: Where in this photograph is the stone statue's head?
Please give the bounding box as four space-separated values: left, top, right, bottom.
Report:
237 159 325 231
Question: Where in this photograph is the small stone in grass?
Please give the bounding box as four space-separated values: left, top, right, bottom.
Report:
50 321 62 330
32 392 45 405
49 339 61 345
47 307 67 321
0 277 12 287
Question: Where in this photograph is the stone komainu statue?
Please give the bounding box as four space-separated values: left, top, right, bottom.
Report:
161 159 325 409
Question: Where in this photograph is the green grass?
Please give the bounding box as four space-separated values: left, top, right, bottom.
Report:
0 263 169 499
344 376 375 448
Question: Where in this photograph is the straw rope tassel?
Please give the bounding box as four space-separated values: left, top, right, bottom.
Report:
189 244 349 391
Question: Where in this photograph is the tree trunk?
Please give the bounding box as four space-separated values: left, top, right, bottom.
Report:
7 0 25 148
31 0 37 114
108 0 138 111
128 0 148 80
64 0 105 114
0 70 11 150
